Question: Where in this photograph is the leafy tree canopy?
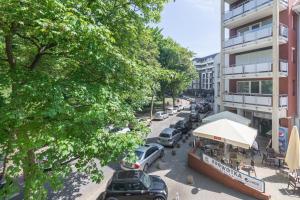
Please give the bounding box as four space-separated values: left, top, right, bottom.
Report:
0 0 168 199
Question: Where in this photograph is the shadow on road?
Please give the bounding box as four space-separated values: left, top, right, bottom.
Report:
47 172 89 200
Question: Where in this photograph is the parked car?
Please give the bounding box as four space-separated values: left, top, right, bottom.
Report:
153 111 169 120
158 128 182 147
104 170 168 200
183 104 191 110
121 143 164 172
198 102 211 113
190 110 200 122
174 105 184 112
166 107 177 115
110 127 131 134
174 120 192 134
137 118 152 127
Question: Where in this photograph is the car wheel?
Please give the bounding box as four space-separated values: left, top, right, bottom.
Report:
160 150 164 158
153 196 166 200
143 164 149 172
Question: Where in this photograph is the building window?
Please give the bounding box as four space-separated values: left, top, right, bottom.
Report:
237 82 249 93
261 80 272 94
251 81 259 94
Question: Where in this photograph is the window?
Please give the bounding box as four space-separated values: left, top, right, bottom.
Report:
237 82 249 93
145 148 155 158
251 81 259 94
251 23 260 30
112 183 127 191
261 80 272 94
127 182 144 191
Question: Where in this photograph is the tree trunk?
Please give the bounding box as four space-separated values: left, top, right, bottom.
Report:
150 93 155 120
172 95 175 107
162 93 166 111
23 149 37 199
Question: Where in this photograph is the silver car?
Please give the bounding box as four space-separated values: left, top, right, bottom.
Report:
158 128 182 147
153 111 169 120
120 143 164 172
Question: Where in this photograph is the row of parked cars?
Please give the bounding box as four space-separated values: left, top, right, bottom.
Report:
153 105 191 121
103 118 193 200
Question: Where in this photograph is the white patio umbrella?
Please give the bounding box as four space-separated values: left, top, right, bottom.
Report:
202 111 251 126
193 119 257 149
285 126 300 171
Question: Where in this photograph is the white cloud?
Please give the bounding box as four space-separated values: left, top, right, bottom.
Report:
185 0 219 13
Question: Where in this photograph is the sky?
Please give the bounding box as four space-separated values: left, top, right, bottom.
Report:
158 0 221 58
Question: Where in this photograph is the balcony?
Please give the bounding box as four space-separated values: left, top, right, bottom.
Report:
224 0 288 29
223 93 288 117
223 60 288 79
224 24 288 54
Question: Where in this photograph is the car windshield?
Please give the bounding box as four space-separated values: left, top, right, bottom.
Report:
135 150 144 160
160 133 170 138
140 173 151 188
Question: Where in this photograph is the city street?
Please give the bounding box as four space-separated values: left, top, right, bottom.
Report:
47 111 254 200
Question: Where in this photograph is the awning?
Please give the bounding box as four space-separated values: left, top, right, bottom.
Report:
202 111 251 126
193 119 257 149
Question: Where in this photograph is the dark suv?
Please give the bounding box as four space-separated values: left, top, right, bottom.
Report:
104 170 168 200
174 120 192 134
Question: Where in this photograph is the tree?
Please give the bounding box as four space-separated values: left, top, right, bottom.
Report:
156 36 197 109
0 0 168 199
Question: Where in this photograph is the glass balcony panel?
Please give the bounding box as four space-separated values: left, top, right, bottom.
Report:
244 64 256 73
224 0 288 21
232 6 243 17
280 60 288 72
256 62 272 72
280 96 288 107
244 1 256 12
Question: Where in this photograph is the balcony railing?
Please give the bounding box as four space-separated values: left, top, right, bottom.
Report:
224 59 288 75
224 93 288 107
224 24 288 48
224 0 288 21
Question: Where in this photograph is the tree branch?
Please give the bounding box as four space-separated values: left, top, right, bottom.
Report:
29 43 57 70
5 34 16 69
16 33 41 48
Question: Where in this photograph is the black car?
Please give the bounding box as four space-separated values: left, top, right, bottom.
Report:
174 120 192 134
190 110 200 122
104 170 168 200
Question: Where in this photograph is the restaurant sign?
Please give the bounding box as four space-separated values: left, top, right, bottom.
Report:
202 154 265 193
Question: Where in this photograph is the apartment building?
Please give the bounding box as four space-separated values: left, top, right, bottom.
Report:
220 0 298 153
193 53 218 97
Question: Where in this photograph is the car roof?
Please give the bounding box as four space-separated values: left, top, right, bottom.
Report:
161 128 175 134
136 143 159 152
113 170 142 181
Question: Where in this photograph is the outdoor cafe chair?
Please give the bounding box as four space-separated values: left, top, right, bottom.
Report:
262 153 276 166
287 174 300 193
